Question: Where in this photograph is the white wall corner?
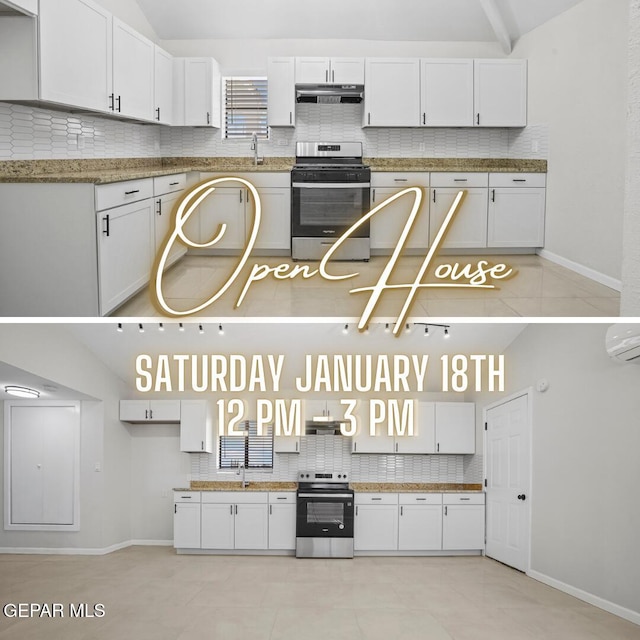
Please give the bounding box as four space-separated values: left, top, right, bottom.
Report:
479 0 513 55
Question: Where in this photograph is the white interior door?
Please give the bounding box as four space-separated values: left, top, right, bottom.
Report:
485 392 531 571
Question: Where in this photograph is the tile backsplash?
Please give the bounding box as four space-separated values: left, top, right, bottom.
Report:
0 101 548 161
190 434 483 484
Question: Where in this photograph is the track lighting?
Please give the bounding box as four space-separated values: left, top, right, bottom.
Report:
218 324 224 336
138 323 144 333
444 327 450 339
384 323 390 334
199 324 204 335
5 385 40 399
117 323 123 333
343 324 349 334
424 326 429 337
405 323 411 334
159 323 164 332
179 323 185 332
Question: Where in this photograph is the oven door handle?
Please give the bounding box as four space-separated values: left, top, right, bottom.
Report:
297 493 354 499
292 183 371 189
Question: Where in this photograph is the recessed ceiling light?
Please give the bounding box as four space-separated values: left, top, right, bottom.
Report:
5 385 40 399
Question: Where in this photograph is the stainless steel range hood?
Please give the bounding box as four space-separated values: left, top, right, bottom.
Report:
296 84 364 104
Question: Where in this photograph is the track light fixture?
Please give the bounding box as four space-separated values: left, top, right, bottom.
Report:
117 323 123 333
138 323 144 333
218 324 224 336
199 324 204 335
179 323 185 332
413 323 451 339
343 324 349 334
158 323 164 332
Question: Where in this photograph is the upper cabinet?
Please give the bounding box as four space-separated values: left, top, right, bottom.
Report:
474 59 527 127
295 57 364 85
173 57 221 127
153 45 174 125
364 58 421 127
112 18 155 121
267 57 296 127
421 59 474 127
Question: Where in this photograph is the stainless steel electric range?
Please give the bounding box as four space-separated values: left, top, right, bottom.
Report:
291 142 371 261
296 471 354 558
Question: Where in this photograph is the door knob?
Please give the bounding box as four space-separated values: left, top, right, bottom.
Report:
517 494 527 501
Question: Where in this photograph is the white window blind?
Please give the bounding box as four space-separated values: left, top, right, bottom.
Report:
224 77 269 139
219 421 273 469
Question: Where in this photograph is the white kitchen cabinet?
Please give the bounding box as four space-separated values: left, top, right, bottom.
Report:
398 494 443 551
295 57 364 85
173 57 221 127
430 186 488 249
370 172 430 252
235 503 269 550
488 173 546 248
435 402 476 454
120 400 181 423
39 0 113 113
268 501 297 550
268 57 296 127
396 401 433 454
442 494 485 550
274 434 300 453
352 400 395 454
474 59 527 127
196 185 246 250
154 176 188 269
174 492 201 549
420 59 474 127
354 494 398 551
112 18 154 121
179 400 213 453
154 45 174 125
364 58 421 127
248 187 291 251
201 503 235 549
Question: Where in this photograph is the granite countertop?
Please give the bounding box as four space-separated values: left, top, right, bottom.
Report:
0 156 547 184
174 481 482 493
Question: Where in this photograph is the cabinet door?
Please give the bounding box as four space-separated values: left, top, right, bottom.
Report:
249 187 291 251
174 502 201 549
154 45 174 125
421 59 474 127
235 504 268 550
184 58 218 127
443 505 485 550
180 400 213 453
354 505 398 551
97 199 154 315
364 59 420 127
352 398 394 453
295 57 330 84
398 505 442 551
274 434 300 453
330 58 364 85
370 187 429 251
268 57 295 126
149 400 181 422
197 187 246 250
201 503 234 549
430 188 488 249
268 503 296 550
39 0 113 112
119 400 149 422
112 18 154 121
435 403 475 454
488 188 545 248
396 401 433 454
155 191 188 268
474 60 527 127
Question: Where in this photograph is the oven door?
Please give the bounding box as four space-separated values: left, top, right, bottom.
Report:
296 492 354 538
292 183 370 239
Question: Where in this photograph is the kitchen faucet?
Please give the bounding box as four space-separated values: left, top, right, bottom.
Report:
236 462 249 488
251 132 263 166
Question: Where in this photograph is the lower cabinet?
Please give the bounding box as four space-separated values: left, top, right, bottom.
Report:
354 494 399 551
268 492 297 550
173 492 201 549
442 494 485 550
398 494 442 551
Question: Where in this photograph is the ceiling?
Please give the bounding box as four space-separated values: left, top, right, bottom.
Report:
135 0 585 46
0 361 92 401
65 321 528 393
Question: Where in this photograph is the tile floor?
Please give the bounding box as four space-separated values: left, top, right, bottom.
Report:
1 548 638 640
114 254 621 318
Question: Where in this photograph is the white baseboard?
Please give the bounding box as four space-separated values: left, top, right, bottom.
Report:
0 539 172 556
536 249 622 292
528 570 640 626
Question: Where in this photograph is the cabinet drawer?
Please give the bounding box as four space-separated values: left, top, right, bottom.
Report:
174 491 201 503
268 492 296 504
355 493 398 505
95 178 154 211
202 491 269 504
443 493 485 505
200 172 291 188
489 173 546 188
431 172 488 188
371 172 430 188
154 173 187 196
399 493 442 505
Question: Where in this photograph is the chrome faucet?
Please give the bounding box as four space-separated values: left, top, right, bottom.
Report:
236 462 249 488
251 132 263 166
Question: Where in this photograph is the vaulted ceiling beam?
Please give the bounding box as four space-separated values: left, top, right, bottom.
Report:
479 0 512 55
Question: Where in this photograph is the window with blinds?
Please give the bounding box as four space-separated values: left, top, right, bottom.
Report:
223 77 269 140
219 421 274 469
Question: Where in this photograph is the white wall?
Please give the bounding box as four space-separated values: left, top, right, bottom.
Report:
622 0 640 314
512 0 629 284
93 0 159 43
470 324 640 617
0 325 131 550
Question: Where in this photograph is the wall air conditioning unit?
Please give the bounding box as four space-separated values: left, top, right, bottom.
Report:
605 324 640 363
